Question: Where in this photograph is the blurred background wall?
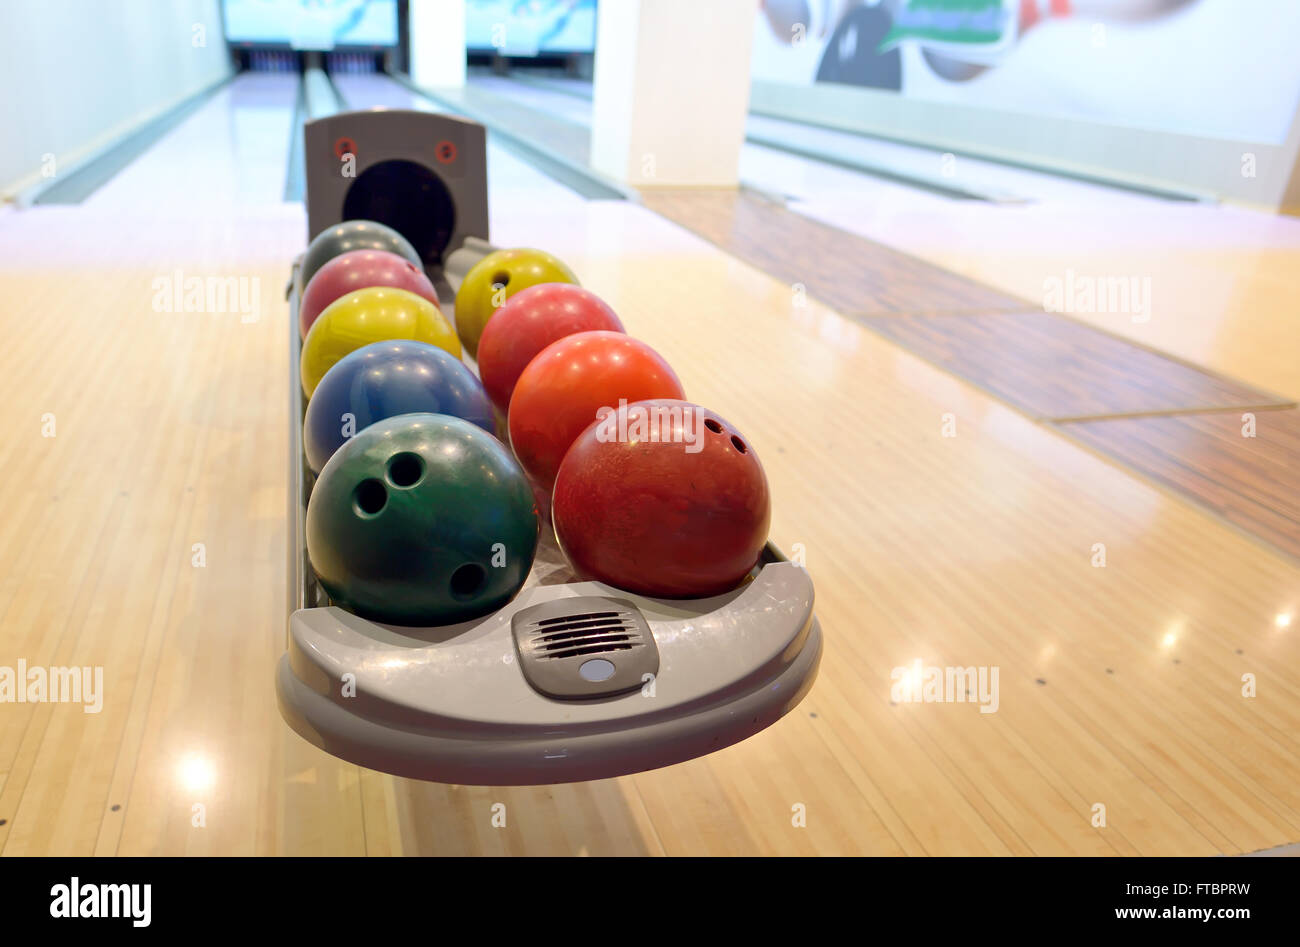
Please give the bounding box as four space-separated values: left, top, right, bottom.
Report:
0 0 232 197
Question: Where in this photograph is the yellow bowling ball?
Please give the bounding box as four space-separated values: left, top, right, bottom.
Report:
301 287 460 397
454 248 577 358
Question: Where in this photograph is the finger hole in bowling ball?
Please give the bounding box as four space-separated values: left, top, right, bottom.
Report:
704 419 723 434
449 563 487 599
386 452 425 487
492 272 510 288
730 435 748 454
353 479 388 517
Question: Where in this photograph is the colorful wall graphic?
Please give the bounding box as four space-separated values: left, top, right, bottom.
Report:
752 0 1300 144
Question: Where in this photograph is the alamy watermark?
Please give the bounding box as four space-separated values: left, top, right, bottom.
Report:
151 270 261 323
0 660 103 713
1043 269 1151 323
593 400 708 453
891 660 999 713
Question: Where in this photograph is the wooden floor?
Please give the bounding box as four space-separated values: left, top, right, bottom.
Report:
1061 408 1300 562
2 76 1299 856
641 187 1299 563
856 311 1291 421
2 197 1298 855
638 189 1028 315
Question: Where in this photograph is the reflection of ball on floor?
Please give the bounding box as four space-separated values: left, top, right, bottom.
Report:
816 4 901 91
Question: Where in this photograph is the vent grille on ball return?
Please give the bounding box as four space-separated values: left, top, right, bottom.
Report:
512 597 660 699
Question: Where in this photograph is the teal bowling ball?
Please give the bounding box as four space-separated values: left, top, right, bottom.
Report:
306 414 539 625
301 219 422 289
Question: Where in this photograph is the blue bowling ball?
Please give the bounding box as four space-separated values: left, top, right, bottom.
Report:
304 340 495 473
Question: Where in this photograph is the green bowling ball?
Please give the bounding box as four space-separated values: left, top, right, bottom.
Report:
306 413 539 626
300 219 422 289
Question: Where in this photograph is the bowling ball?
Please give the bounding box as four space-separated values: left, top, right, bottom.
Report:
476 284 625 413
508 331 684 494
301 286 460 397
454 248 578 358
552 400 771 598
300 219 421 289
306 413 539 626
304 340 494 474
300 249 440 340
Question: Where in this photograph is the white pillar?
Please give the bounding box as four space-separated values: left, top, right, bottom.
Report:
591 0 755 188
409 0 466 88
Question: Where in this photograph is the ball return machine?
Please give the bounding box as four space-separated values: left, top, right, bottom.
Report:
277 109 823 785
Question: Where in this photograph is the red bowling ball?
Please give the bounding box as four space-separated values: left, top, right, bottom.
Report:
476 284 625 412
552 400 771 598
299 249 440 339
507 331 684 494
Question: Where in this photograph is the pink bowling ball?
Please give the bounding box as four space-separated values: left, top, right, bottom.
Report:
299 249 440 339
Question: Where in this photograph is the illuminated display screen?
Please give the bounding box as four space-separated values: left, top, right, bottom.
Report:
466 0 598 55
223 0 399 49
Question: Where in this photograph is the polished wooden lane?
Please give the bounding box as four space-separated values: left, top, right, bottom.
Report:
639 188 1029 315
857 311 1293 421
1059 409 1300 562
6 61 1300 856
789 191 1300 404
636 188 1297 566
2 200 1299 855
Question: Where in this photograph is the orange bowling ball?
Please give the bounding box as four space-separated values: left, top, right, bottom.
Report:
476 284 624 413
507 331 684 494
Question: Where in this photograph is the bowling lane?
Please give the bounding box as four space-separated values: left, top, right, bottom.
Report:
81 72 301 213
471 73 1300 401
329 72 589 227
468 73 594 126
5 83 1300 855
469 73 1149 207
